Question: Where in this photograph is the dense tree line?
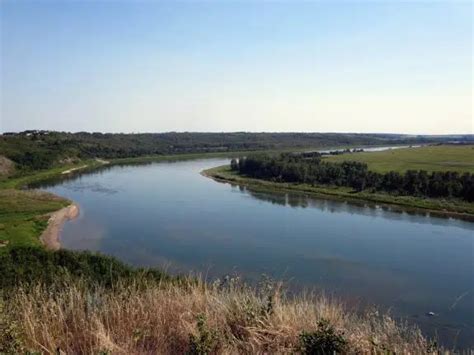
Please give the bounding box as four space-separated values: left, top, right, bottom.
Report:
0 131 460 171
232 154 474 202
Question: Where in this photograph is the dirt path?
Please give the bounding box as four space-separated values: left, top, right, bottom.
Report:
40 204 79 250
61 165 88 175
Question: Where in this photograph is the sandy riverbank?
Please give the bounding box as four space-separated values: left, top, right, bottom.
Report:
61 165 88 175
40 204 79 250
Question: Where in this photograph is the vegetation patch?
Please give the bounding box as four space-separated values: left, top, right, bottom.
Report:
0 131 441 171
0 247 431 354
0 189 70 250
0 246 171 290
299 319 348 354
234 151 474 202
325 145 474 173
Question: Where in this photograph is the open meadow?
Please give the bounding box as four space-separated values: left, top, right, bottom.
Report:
325 145 474 173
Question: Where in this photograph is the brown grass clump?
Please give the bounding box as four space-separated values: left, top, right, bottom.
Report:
0 277 432 354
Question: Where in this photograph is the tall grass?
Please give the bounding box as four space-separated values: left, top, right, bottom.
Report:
2 277 431 354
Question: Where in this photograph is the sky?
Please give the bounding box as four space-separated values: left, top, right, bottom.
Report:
0 1 472 134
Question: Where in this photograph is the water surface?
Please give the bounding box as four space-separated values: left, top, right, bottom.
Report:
37 158 474 347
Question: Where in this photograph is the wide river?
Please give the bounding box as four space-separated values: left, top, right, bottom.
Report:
37 158 474 347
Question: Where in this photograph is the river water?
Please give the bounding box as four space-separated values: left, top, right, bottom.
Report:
36 158 474 347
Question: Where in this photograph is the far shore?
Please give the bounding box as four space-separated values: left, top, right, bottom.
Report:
40 203 80 250
202 165 474 222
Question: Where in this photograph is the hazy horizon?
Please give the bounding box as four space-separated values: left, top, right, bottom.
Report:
2 129 474 137
1 1 472 135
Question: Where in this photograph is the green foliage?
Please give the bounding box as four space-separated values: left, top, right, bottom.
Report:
236 153 474 202
299 319 347 354
0 246 169 290
188 314 220 355
0 131 447 172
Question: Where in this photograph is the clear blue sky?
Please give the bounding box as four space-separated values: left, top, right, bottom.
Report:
1 1 472 134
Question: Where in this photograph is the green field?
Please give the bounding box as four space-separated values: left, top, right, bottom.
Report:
325 145 474 173
0 189 70 250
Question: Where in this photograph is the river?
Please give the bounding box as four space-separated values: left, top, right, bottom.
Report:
35 158 474 347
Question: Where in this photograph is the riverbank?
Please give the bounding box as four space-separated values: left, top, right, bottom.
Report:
0 189 71 250
202 165 474 221
40 203 79 250
0 246 433 354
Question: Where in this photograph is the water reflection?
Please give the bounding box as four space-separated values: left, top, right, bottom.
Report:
230 184 470 228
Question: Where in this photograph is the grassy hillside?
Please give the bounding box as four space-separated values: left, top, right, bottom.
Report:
325 145 474 173
0 247 430 354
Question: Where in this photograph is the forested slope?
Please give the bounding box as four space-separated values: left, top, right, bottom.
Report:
0 131 462 171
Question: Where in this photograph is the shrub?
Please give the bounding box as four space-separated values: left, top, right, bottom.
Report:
188 314 220 355
299 319 347 354
0 246 170 290
0 299 25 354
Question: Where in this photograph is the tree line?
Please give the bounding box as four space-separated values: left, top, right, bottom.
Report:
0 131 460 171
231 154 474 202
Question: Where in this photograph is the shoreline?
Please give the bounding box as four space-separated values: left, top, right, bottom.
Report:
40 203 80 250
201 165 474 222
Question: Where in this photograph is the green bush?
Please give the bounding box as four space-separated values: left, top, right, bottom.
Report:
0 246 170 290
299 319 347 354
188 314 220 355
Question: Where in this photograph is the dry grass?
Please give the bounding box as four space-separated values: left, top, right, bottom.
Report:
2 278 431 354
0 156 14 178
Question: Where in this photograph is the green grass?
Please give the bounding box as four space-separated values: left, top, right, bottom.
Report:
0 159 106 189
324 145 474 173
0 159 112 250
203 165 474 219
0 190 70 250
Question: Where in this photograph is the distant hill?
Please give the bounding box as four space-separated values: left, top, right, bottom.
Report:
0 131 472 171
